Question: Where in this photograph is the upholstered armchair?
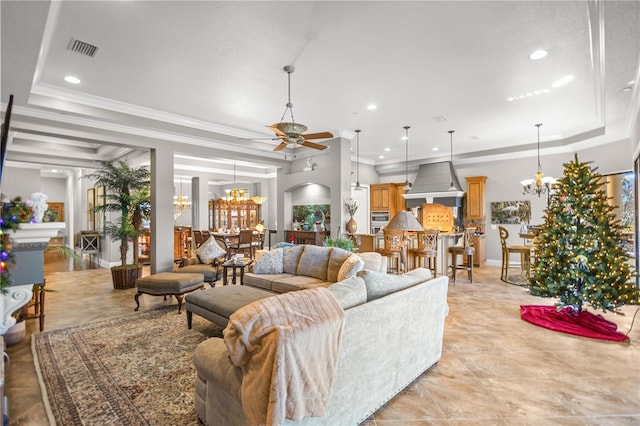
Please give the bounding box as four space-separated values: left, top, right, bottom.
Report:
176 237 228 285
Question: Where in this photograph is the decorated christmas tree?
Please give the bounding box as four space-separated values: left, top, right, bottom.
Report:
529 154 639 313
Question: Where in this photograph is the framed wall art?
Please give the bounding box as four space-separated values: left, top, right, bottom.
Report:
87 188 95 230
94 185 105 231
490 200 531 225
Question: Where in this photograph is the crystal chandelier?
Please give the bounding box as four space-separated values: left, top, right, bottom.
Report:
223 163 248 205
521 123 555 197
173 178 191 211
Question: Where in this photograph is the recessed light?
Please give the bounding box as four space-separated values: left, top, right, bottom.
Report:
628 80 635 85
552 74 574 88
384 147 391 152
378 155 384 159
64 75 81 84
622 86 633 92
432 147 439 151
529 49 548 60
401 136 408 140
367 104 377 110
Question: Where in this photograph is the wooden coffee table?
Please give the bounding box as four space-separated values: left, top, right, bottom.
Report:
222 258 253 285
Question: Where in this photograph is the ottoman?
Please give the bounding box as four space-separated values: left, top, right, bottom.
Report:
185 285 275 328
135 272 205 313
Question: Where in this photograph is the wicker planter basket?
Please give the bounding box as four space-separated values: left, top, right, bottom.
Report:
111 265 143 289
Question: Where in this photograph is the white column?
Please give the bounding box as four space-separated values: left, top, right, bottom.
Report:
150 148 175 274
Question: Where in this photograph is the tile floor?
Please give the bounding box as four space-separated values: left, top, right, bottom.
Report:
5 252 640 425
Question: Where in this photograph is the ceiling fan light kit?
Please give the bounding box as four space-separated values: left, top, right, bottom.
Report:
266 65 333 152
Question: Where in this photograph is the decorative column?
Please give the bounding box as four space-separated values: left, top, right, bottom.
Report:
0 222 65 335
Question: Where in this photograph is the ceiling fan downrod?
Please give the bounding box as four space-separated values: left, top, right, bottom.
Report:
280 65 296 125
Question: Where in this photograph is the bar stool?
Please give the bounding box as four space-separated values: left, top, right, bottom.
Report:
379 229 404 274
411 229 439 276
498 226 532 283
448 228 476 282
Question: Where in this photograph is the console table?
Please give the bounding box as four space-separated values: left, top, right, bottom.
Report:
285 230 330 246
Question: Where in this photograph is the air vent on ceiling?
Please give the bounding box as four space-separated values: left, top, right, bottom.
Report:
432 115 448 123
68 38 99 57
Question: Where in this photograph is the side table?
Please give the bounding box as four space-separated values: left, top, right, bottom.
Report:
222 259 253 285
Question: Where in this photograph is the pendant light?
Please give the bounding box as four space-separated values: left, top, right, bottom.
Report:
448 130 457 191
354 129 363 190
520 123 555 197
403 126 412 191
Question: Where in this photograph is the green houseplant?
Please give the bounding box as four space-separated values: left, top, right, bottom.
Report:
323 236 355 252
86 161 151 289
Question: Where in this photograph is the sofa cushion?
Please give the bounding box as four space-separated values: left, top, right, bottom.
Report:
253 248 284 274
337 255 365 282
195 237 226 265
327 247 353 282
358 268 433 301
271 275 330 293
243 273 295 292
296 245 331 281
283 245 305 274
328 276 367 310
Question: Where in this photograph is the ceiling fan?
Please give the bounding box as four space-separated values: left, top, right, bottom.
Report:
266 65 333 151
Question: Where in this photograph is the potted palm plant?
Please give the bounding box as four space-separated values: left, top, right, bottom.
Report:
86 161 151 289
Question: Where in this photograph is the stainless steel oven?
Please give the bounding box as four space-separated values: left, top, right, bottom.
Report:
371 211 390 234
371 211 390 222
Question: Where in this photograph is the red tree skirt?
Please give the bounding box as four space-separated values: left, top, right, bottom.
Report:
520 305 629 342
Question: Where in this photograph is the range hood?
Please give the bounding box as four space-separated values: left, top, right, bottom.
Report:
402 161 465 208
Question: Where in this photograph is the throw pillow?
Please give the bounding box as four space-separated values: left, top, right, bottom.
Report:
195 237 226 265
283 245 305 274
297 245 331 281
253 248 284 274
337 255 365 282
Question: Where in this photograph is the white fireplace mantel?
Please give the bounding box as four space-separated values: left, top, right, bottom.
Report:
0 222 65 335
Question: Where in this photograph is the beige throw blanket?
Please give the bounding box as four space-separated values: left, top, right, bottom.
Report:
223 288 345 426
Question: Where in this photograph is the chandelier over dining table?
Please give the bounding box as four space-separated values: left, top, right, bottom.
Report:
173 178 191 211
222 163 249 205
520 123 556 197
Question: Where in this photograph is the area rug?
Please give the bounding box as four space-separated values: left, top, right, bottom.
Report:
520 305 630 342
32 306 223 425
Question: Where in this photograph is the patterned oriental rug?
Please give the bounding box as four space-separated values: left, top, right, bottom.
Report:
32 306 222 425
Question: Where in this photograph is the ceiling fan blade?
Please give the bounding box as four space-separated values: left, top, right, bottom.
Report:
273 141 288 151
266 124 287 137
302 131 333 140
301 140 328 150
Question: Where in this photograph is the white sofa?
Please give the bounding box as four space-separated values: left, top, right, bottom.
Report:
192 268 449 425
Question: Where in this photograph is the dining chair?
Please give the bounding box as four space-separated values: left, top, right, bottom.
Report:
228 229 255 259
498 226 532 283
192 230 204 248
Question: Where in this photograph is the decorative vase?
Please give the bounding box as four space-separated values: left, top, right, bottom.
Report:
346 216 358 234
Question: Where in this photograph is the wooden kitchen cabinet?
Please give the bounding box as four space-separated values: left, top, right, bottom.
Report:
370 183 395 211
465 176 487 220
370 182 407 219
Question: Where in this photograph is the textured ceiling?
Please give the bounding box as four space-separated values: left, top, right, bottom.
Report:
1 0 639 183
